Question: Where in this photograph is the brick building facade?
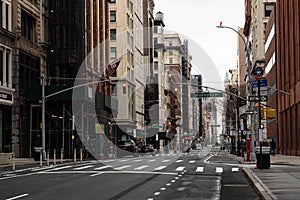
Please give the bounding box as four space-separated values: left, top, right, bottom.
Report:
276 0 300 156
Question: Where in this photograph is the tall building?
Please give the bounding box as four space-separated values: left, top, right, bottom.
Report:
153 11 166 150
12 0 47 157
264 6 277 150
276 0 300 156
164 33 182 152
109 0 154 145
181 40 192 143
0 0 14 154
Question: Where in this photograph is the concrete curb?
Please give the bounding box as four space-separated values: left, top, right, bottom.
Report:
243 168 275 200
230 154 274 199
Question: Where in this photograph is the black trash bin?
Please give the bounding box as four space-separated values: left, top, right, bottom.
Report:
255 147 270 169
33 147 42 161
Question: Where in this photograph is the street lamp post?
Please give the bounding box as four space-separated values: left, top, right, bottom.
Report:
217 23 254 156
230 88 241 156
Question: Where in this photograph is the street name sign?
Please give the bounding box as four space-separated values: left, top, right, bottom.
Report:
211 124 220 127
191 92 223 98
252 79 267 88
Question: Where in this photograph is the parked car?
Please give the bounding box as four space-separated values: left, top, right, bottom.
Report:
141 144 155 154
118 140 139 154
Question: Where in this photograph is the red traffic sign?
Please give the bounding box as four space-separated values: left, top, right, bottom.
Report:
254 67 264 80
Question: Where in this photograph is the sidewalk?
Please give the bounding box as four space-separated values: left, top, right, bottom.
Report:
235 154 300 200
0 157 75 172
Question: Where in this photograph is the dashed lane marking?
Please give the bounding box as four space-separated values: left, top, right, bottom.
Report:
232 168 239 172
216 167 223 173
6 193 29 200
175 166 185 172
196 167 204 172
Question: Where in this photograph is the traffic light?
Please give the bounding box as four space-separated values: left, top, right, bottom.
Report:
122 82 126 94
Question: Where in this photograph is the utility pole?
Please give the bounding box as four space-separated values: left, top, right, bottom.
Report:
254 66 264 170
41 74 46 160
195 75 202 138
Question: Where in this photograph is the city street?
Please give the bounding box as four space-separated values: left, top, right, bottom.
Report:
0 147 260 200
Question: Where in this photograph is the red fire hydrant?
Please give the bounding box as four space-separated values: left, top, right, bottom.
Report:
246 137 251 162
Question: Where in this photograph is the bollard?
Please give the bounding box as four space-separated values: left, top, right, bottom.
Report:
74 148 76 163
40 150 43 167
47 150 50 166
80 148 83 163
61 149 64 164
12 152 15 171
54 149 56 165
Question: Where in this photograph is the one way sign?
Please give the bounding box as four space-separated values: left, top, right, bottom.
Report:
248 95 268 102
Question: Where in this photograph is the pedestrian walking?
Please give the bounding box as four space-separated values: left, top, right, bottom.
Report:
270 138 276 156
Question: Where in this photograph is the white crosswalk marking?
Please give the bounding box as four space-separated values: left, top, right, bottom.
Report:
175 160 183 163
175 166 185 172
134 165 149 170
232 168 239 172
147 159 156 162
73 165 94 170
154 166 167 171
162 159 170 163
49 165 72 171
114 165 131 170
94 165 112 170
196 167 204 172
216 167 223 173
132 159 143 162
189 160 196 163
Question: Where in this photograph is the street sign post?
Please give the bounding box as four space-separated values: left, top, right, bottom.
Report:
191 92 223 98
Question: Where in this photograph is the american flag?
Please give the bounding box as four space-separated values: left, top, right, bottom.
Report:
105 57 122 77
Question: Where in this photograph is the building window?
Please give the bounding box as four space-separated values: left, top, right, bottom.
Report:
0 1 12 31
21 11 35 41
169 57 173 64
169 40 173 47
0 46 11 87
154 38 158 44
110 29 116 40
154 27 157 33
169 50 173 55
112 84 117 95
110 0 116 3
110 11 116 22
154 61 158 70
265 3 274 17
19 51 40 92
110 47 117 59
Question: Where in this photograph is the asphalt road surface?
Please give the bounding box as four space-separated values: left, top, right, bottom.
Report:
0 147 260 200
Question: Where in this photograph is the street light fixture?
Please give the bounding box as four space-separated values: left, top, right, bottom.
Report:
40 75 110 160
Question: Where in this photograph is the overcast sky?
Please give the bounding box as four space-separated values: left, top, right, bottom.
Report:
154 0 245 85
